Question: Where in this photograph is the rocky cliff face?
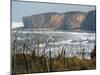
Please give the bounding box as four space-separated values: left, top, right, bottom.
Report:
81 10 96 32
22 11 96 32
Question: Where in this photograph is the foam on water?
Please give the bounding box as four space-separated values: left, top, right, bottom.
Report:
12 30 96 59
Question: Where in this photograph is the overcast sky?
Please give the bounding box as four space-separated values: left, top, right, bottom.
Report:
12 1 95 22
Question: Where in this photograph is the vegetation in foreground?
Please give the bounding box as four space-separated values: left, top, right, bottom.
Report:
11 38 96 75
12 53 96 75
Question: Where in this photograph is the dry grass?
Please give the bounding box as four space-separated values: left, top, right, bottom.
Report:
11 54 96 75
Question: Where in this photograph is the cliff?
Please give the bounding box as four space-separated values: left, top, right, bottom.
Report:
81 10 96 32
22 10 96 32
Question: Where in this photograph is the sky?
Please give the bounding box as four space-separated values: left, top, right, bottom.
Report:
12 1 95 22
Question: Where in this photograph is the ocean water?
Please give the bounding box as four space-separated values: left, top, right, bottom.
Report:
11 30 96 59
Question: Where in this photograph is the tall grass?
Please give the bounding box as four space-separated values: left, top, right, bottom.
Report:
11 35 96 74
